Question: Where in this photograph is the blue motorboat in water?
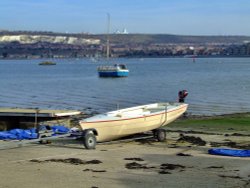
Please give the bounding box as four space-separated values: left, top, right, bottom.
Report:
97 14 129 78
97 64 129 77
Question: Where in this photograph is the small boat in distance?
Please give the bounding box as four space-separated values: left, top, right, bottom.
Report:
39 61 56 65
79 102 188 142
97 64 129 77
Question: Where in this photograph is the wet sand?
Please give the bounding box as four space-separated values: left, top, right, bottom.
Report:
0 129 249 188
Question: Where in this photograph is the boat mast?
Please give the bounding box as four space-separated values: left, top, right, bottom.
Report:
106 13 110 60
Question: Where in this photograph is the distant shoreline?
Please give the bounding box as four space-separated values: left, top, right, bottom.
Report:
1 31 250 59
1 55 250 60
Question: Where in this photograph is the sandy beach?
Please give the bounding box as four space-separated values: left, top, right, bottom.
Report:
1 1 250 188
0 117 249 188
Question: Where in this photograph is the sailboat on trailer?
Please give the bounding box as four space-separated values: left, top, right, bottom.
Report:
97 13 129 77
80 102 188 142
80 90 188 143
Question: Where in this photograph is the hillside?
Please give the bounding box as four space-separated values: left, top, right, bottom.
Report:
1 31 250 45
0 31 250 58
95 34 250 45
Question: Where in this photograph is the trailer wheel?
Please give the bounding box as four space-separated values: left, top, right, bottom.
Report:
83 132 96 149
154 129 166 142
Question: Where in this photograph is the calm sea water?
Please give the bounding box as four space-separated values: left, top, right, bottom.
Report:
0 58 250 115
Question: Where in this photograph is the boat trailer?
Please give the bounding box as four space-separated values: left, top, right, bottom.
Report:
0 128 98 150
0 127 167 150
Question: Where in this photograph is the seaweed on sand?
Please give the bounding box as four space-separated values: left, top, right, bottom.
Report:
176 153 192 157
177 134 206 146
30 158 102 165
125 162 155 170
124 157 144 161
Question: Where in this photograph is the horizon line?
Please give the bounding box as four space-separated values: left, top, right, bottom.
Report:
0 29 250 37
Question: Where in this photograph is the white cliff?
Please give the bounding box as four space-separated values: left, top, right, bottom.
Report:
0 35 100 45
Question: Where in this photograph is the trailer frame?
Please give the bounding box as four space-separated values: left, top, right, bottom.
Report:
0 128 97 150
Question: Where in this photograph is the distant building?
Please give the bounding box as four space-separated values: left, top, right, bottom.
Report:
247 43 250 55
115 29 121 34
122 28 128 34
225 43 250 56
115 28 129 34
239 45 247 55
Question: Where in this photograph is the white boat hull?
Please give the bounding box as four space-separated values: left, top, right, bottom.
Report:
79 103 188 142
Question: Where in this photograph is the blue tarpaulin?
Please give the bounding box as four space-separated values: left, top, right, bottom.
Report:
51 125 70 133
208 148 250 157
0 125 70 140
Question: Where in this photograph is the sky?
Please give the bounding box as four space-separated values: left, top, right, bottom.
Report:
0 0 250 35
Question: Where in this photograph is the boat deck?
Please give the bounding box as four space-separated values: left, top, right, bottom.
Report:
83 103 184 123
146 103 181 114
0 108 82 130
0 108 81 117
